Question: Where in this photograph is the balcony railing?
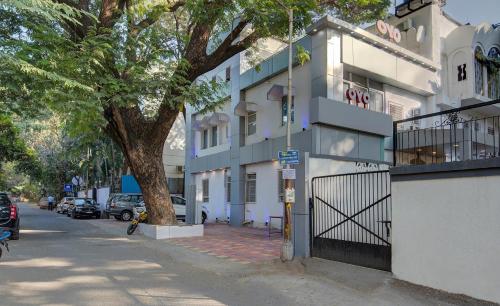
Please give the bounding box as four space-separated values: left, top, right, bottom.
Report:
393 99 500 166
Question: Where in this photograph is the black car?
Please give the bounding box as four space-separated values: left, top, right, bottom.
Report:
0 192 19 240
68 198 101 219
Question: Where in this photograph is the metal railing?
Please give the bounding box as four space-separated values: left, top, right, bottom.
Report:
393 99 500 166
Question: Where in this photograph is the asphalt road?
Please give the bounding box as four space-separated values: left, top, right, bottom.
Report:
0 203 304 306
0 204 491 306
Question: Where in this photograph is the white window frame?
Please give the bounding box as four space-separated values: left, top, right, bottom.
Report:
247 111 256 136
343 72 386 113
201 129 208 149
202 179 209 202
211 125 218 147
245 173 256 203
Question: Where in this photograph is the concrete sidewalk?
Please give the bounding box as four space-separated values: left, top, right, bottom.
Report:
87 218 495 306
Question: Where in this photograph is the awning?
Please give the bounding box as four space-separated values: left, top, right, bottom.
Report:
209 112 230 125
234 101 260 116
192 112 230 130
266 84 296 101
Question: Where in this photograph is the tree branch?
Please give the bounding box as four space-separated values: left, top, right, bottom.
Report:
130 1 186 37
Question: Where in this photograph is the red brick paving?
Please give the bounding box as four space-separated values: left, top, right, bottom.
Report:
169 223 282 263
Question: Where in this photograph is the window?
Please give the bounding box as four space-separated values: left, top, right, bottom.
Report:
278 170 285 202
487 47 500 99
167 178 184 195
171 196 185 205
343 72 384 111
247 111 256 135
389 103 403 121
245 173 256 203
225 66 231 82
211 126 218 147
488 126 495 135
211 75 217 83
281 96 295 126
226 176 231 202
202 129 208 149
225 124 229 140
474 47 485 95
202 179 209 202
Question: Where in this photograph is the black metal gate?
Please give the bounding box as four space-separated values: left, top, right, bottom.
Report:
310 171 392 271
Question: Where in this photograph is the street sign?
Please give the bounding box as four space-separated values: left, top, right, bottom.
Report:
282 169 296 180
285 188 295 203
63 184 73 192
278 150 299 165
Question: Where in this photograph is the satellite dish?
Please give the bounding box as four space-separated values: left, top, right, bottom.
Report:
416 25 425 43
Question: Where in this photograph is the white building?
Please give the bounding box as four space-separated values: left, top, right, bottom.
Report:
184 0 500 257
163 113 186 195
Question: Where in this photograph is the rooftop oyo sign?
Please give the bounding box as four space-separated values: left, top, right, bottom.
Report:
376 20 401 43
345 88 369 109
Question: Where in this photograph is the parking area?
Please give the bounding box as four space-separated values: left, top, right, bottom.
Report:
169 223 282 264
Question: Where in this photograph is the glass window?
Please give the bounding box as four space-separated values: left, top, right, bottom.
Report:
245 173 256 203
247 112 256 135
226 176 231 202
202 179 209 202
343 82 350 104
281 96 295 126
351 73 367 87
475 47 485 95
211 126 218 147
202 129 208 149
487 47 500 99
389 103 404 121
369 89 385 113
171 196 185 205
225 66 231 82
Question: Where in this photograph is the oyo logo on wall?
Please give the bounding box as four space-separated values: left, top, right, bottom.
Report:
345 88 369 109
376 20 401 43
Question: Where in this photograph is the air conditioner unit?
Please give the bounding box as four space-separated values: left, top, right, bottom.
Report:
176 165 185 173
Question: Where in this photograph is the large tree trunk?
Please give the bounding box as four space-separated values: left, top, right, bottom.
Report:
127 143 176 225
105 105 179 225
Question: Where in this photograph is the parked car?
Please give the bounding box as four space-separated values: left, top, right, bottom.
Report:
38 197 49 209
0 192 20 240
106 193 143 221
68 198 101 219
137 196 208 224
56 197 75 214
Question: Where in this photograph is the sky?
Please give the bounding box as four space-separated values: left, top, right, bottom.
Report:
392 0 499 26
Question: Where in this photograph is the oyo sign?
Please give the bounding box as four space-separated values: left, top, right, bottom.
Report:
346 88 369 108
376 20 401 43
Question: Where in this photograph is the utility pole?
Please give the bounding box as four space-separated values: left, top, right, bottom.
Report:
281 4 294 262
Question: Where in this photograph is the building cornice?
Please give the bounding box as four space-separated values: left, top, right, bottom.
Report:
306 15 440 72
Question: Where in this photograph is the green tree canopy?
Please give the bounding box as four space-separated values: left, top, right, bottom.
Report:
1 0 390 224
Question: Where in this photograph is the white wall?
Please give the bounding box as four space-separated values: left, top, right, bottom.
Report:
163 113 185 179
96 187 110 211
392 175 500 304
194 169 228 222
243 63 311 146
245 161 284 228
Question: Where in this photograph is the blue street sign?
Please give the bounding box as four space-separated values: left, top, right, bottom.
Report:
63 184 73 192
278 150 300 165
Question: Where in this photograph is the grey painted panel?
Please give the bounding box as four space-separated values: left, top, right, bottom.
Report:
252 142 266 162
189 151 230 173
320 127 359 158
359 133 383 160
293 213 309 257
239 145 253 165
272 51 288 73
311 97 393 136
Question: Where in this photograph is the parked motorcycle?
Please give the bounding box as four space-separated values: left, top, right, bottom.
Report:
0 230 11 258
127 207 147 235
